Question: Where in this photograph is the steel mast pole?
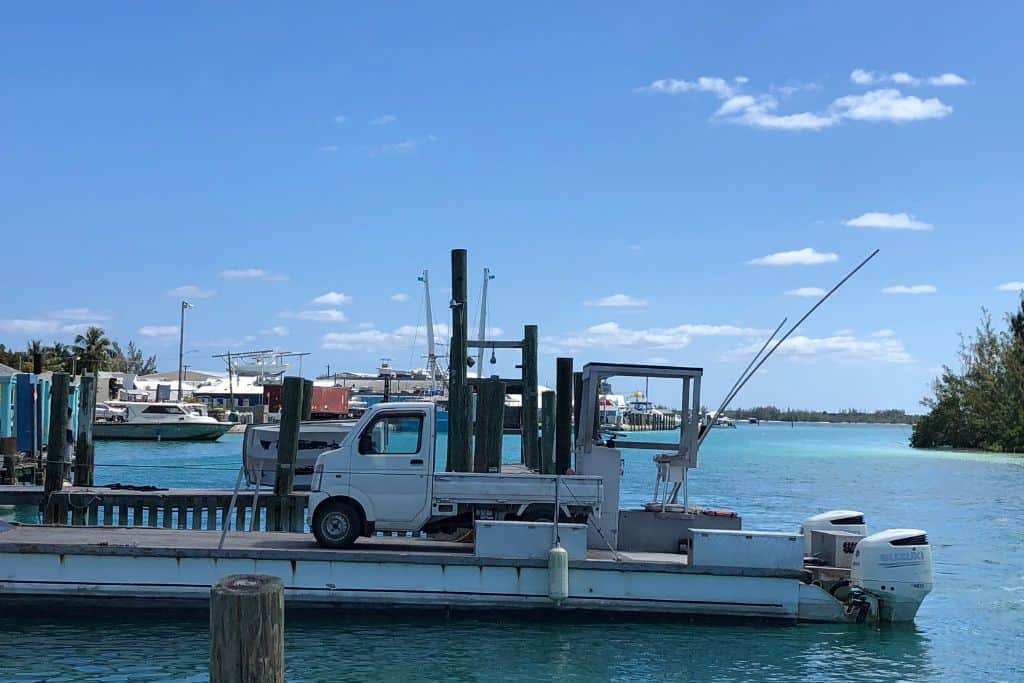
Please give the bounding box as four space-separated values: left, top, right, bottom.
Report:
475 268 494 373
177 300 192 401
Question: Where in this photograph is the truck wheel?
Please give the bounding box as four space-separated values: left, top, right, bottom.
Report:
313 500 360 549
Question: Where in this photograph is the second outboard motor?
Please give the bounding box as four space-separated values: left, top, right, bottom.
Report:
800 510 868 555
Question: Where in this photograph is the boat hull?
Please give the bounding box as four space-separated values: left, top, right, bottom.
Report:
92 422 232 441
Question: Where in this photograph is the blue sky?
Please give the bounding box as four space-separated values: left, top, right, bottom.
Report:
2 3 1022 411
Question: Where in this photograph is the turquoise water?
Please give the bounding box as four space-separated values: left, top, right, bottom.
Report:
2 423 1022 681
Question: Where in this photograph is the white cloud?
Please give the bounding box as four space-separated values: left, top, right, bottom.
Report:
264 325 289 336
549 321 763 351
995 281 1024 292
845 212 933 231
318 145 339 153
584 293 648 308
370 114 397 125
334 115 348 124
740 332 911 364
140 325 179 337
785 287 827 297
635 76 742 98
321 323 451 351
715 94 839 131
311 291 353 306
872 329 896 338
830 89 951 122
390 293 409 302
881 284 937 295
0 319 62 334
850 69 970 87
639 75 956 130
928 73 970 87
219 268 288 281
48 307 113 321
167 285 215 299
376 135 438 154
748 248 838 266
280 309 349 323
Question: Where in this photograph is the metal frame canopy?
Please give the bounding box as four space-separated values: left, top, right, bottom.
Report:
575 362 703 469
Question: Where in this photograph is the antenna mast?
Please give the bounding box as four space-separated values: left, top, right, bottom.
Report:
419 270 438 393
475 268 494 373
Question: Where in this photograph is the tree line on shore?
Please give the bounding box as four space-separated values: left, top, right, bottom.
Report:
726 406 916 424
911 297 1024 453
0 326 157 375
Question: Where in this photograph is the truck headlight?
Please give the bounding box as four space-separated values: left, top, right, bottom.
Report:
312 463 324 491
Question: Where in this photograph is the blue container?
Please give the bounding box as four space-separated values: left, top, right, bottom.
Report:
0 375 15 438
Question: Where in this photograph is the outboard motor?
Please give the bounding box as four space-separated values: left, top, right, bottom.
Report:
850 529 933 623
800 510 868 555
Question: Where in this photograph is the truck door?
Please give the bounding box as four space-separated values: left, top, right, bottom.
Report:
349 410 429 526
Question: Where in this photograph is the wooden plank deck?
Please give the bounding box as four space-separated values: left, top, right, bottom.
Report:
0 485 43 506
0 522 804 577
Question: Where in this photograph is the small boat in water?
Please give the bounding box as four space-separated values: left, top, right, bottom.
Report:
93 401 232 441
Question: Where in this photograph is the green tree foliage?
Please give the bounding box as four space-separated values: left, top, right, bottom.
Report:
0 328 159 376
727 406 915 424
911 299 1024 452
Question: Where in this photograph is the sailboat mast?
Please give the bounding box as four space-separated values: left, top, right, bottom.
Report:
420 270 437 392
475 268 493 373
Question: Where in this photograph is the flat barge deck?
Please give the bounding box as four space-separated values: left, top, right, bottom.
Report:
0 522 843 621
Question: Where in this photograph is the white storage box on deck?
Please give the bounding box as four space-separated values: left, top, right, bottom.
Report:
474 521 587 561
690 528 803 571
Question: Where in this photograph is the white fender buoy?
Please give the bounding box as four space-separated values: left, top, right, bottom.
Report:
548 544 569 603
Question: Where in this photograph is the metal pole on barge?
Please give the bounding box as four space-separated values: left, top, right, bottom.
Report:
447 249 471 472
210 574 284 683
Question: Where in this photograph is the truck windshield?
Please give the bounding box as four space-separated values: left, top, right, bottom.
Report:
359 414 423 455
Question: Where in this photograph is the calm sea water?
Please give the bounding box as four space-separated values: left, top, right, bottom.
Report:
1 423 1022 681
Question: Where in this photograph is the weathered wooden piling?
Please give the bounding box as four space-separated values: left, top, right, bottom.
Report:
209 574 284 683
572 370 583 443
473 378 504 473
271 377 303 531
72 373 96 488
540 390 555 474
43 373 69 504
447 248 472 472
555 357 573 474
300 379 314 420
520 324 538 471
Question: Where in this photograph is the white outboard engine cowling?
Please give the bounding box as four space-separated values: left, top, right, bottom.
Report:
851 529 933 622
800 510 868 555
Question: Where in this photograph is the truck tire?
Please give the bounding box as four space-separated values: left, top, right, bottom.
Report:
312 500 360 549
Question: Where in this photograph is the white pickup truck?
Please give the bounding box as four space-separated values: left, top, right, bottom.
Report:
308 402 604 548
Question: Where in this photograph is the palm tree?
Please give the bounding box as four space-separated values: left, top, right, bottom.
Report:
73 326 114 372
48 341 71 372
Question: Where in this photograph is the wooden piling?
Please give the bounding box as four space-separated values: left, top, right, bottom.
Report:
540 390 555 474
209 574 284 683
555 357 572 474
43 373 70 504
271 377 303 530
520 324 538 471
447 248 471 472
301 379 313 420
572 371 583 443
472 378 504 473
73 373 96 487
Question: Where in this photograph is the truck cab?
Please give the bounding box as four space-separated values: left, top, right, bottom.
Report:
308 401 604 549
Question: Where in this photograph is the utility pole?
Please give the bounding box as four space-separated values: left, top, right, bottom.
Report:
177 300 193 401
